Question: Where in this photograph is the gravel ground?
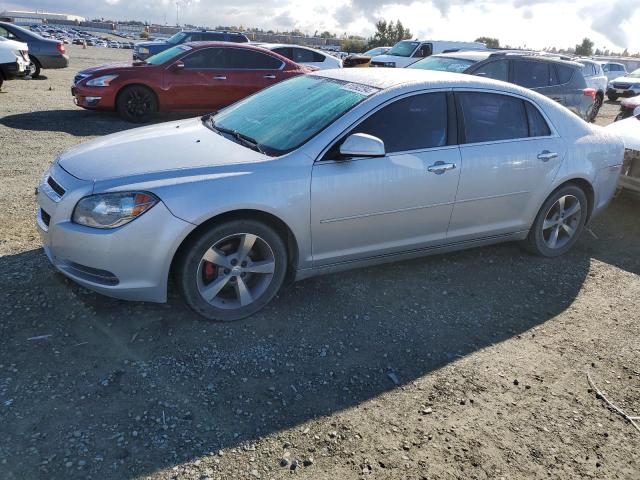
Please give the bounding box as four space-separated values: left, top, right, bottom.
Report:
1 45 639 480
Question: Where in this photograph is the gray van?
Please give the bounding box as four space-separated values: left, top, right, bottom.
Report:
0 22 69 77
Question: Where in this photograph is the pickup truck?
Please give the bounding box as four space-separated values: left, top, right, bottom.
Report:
133 30 249 61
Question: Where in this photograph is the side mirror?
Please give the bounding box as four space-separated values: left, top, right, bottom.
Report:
170 61 185 72
634 106 640 118
339 133 385 158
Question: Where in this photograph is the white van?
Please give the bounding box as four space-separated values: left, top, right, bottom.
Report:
370 39 486 68
0 36 30 89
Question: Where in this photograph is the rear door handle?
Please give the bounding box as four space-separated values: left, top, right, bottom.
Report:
537 150 559 162
263 74 276 79
213 75 227 81
427 162 457 174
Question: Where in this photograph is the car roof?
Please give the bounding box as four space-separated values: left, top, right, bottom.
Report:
313 67 527 92
258 43 326 54
432 50 583 68
432 50 492 61
182 30 245 35
183 41 276 51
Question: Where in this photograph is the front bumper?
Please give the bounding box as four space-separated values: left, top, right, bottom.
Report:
35 163 192 302
607 85 640 98
71 84 116 110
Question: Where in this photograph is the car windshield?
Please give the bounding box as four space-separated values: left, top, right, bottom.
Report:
387 41 419 57
145 45 191 65
364 47 385 56
166 32 188 45
628 68 640 78
409 55 476 73
207 75 378 156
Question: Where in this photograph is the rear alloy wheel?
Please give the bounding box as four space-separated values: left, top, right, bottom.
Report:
586 94 603 123
607 93 619 102
522 185 588 257
176 220 288 321
116 85 158 123
29 58 41 78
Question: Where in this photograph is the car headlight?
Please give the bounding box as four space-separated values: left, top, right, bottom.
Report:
72 192 158 229
85 74 118 87
138 47 149 54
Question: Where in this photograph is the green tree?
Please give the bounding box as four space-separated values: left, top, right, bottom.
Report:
474 36 500 49
575 38 594 56
341 39 366 53
319 31 336 39
367 19 412 49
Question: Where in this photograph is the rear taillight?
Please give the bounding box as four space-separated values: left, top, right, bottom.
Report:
583 88 596 99
56 42 65 55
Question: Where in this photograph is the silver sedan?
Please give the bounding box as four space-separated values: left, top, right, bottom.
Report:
36 69 624 321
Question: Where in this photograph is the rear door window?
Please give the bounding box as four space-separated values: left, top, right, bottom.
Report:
555 65 574 84
272 47 293 60
473 60 508 81
226 48 283 69
512 61 550 88
458 92 529 143
349 93 448 153
525 102 551 137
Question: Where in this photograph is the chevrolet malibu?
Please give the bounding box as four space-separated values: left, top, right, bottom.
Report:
72 41 312 122
37 69 624 321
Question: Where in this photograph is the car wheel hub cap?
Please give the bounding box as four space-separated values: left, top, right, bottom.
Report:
542 194 581 249
196 233 276 310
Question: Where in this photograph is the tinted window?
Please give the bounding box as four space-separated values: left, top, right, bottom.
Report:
409 56 475 73
350 93 447 153
226 49 283 69
273 47 293 60
292 48 325 63
201 32 225 41
183 48 226 68
555 65 574 84
473 60 508 81
459 92 528 143
513 61 550 88
525 102 551 137
613 64 624 72
0 26 17 40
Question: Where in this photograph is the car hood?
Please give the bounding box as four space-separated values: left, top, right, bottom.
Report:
57 118 267 181
136 41 168 48
605 117 640 151
621 95 640 108
612 75 640 84
79 61 141 75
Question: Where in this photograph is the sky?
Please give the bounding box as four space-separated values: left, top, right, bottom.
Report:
2 0 638 52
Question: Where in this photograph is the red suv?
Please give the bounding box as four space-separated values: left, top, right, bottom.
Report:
72 42 314 122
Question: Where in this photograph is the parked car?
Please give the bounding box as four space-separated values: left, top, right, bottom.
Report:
134 30 249 61
607 67 640 101
72 42 313 122
37 69 624 321
0 36 30 88
257 44 342 70
370 39 485 68
409 51 595 121
577 59 607 122
605 109 640 193
598 61 627 84
615 95 640 121
343 46 391 68
0 21 68 78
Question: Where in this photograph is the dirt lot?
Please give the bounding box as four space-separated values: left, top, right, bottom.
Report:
1 45 639 480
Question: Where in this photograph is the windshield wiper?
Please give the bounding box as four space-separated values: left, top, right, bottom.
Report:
201 116 266 154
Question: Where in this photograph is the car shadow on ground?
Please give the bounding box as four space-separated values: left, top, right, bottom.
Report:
0 109 197 137
0 193 638 479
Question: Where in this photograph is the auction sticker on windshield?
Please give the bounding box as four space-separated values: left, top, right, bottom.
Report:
340 82 380 96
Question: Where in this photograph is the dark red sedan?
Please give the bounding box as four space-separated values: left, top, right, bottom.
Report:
72 42 314 122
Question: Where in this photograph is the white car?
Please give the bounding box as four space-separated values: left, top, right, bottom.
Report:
598 61 627 84
607 67 640 101
370 39 486 68
0 36 29 88
258 44 342 70
605 107 640 193
577 59 608 122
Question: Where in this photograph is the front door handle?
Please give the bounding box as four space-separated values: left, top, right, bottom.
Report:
537 150 559 162
213 75 227 81
427 161 457 174
263 74 276 79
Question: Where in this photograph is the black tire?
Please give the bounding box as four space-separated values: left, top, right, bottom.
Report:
175 219 288 321
522 184 588 257
607 93 619 102
116 85 158 123
586 94 603 123
29 58 41 78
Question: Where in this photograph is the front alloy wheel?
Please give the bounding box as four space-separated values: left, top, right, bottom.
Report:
117 85 158 123
177 220 287 321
